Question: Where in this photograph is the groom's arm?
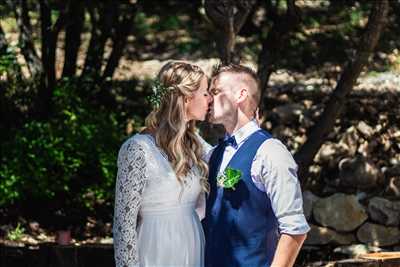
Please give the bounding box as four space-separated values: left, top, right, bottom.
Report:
270 233 307 267
254 139 310 267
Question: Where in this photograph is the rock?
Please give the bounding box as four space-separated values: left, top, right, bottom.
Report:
338 126 359 156
357 223 400 246
28 221 40 233
384 165 400 177
303 191 319 220
385 177 400 198
333 244 383 257
316 142 348 164
299 113 314 128
357 139 378 158
313 193 368 232
272 103 304 124
305 224 355 245
367 197 400 226
338 155 382 189
356 121 375 138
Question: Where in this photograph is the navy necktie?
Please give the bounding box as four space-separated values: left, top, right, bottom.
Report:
209 135 238 180
221 135 237 149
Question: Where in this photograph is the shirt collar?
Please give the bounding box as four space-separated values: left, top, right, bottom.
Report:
229 119 260 147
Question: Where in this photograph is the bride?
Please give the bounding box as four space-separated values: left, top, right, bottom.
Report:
113 61 212 267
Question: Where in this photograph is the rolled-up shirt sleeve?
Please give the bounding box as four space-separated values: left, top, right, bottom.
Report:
252 139 310 235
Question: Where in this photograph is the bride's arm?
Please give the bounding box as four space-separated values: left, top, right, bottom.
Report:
113 138 147 267
195 132 214 163
195 133 212 221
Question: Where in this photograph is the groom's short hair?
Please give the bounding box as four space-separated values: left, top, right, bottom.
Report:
212 63 261 104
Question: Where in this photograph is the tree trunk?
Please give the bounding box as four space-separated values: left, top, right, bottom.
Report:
9 0 43 77
81 1 115 79
294 0 390 180
39 0 56 96
205 0 256 65
101 2 136 81
36 0 66 118
62 0 84 78
257 0 301 110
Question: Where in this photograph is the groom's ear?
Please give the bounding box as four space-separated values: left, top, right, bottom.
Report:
236 88 248 103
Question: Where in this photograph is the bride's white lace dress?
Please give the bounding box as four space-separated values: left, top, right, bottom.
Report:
113 133 210 267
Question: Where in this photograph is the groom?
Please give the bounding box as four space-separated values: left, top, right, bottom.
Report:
203 64 309 267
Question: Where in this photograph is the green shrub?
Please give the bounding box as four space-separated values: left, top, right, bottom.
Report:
7 223 25 241
0 80 125 213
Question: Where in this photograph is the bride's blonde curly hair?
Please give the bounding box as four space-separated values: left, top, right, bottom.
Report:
145 61 209 193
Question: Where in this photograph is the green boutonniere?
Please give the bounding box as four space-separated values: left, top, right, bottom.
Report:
217 167 242 190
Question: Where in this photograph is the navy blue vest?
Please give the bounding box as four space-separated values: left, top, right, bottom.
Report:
204 129 279 267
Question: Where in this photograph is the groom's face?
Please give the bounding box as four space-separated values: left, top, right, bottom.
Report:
208 73 238 124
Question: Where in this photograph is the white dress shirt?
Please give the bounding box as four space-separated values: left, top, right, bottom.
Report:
217 120 310 235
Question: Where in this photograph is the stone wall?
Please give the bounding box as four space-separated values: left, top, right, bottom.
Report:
303 191 400 259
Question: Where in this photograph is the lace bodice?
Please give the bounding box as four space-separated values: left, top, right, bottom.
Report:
113 134 211 267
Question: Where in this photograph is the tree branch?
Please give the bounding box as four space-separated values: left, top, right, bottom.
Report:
294 0 390 180
234 0 257 33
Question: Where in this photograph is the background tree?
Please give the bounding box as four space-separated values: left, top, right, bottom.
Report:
205 0 390 180
2 0 137 119
205 0 257 64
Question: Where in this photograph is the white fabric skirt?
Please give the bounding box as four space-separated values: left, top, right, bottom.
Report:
137 203 205 267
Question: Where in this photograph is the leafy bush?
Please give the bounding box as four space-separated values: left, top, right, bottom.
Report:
7 223 25 241
0 80 125 214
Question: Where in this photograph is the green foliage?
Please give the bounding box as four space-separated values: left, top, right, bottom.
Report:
134 11 151 36
154 15 182 31
177 39 201 55
0 79 124 211
0 46 20 80
7 223 25 241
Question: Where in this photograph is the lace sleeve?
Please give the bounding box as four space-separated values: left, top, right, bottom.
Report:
113 138 148 267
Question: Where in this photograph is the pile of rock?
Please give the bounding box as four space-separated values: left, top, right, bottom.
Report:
303 191 400 258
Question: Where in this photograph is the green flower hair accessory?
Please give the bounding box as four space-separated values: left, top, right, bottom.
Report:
147 79 174 109
217 167 242 190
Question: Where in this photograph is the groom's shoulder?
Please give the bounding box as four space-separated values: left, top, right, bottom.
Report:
257 137 296 165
